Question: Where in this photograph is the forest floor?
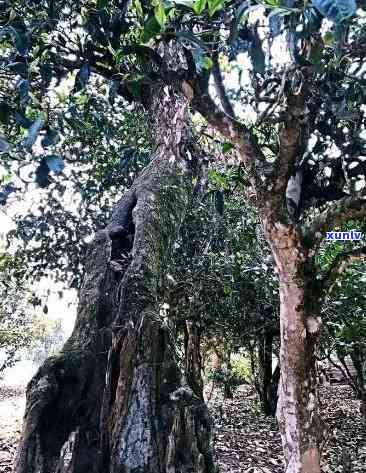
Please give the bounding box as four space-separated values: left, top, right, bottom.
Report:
206 384 366 473
0 383 365 472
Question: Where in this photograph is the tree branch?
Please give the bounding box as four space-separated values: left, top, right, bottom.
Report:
190 81 265 188
270 84 310 198
304 194 366 248
321 246 366 294
211 51 235 119
327 355 358 392
122 45 163 68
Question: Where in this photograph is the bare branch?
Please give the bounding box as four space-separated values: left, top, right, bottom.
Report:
327 355 358 392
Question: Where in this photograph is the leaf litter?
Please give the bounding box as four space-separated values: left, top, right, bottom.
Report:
206 384 366 473
0 384 365 472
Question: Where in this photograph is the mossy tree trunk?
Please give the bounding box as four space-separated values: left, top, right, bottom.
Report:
15 85 215 473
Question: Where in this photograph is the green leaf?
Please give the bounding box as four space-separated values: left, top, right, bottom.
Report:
267 7 294 17
208 169 229 189
264 0 280 7
323 31 335 45
223 285 232 295
141 15 162 42
208 0 225 16
134 0 144 18
193 0 207 14
167 6 177 19
222 142 234 153
127 79 144 99
0 26 28 56
202 56 213 70
115 49 124 64
154 2 167 26
2 172 12 184
97 0 108 9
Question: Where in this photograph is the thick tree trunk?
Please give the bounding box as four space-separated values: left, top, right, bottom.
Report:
15 85 215 473
265 223 322 473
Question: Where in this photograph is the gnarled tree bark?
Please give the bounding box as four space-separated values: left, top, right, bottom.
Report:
15 84 215 473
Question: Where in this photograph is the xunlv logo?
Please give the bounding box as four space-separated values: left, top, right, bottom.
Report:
326 230 363 241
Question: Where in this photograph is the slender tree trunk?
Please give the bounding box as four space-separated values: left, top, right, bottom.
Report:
211 349 222 371
249 343 256 380
350 350 366 424
15 85 215 473
264 222 322 473
209 346 233 399
270 364 280 414
223 351 233 400
255 329 278 416
184 320 204 400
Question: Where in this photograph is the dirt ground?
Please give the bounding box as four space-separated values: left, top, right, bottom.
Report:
0 383 365 472
0 385 25 472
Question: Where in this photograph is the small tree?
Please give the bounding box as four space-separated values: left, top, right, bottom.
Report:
321 258 366 421
30 317 65 364
0 271 38 375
